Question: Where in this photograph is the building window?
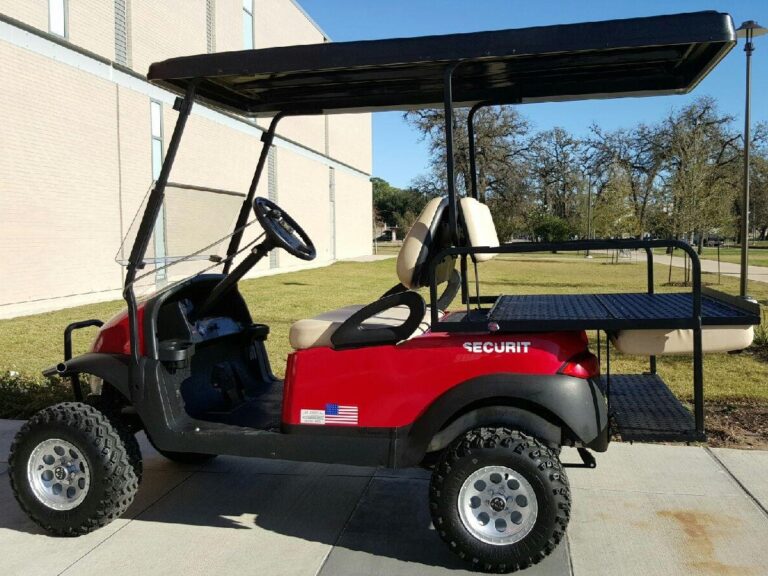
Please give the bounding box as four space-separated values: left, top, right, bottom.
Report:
114 0 130 66
150 101 163 179
48 0 68 38
150 100 167 281
242 0 253 49
206 0 216 53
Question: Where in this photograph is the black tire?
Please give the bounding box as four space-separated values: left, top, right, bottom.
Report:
430 427 570 573
8 402 140 536
87 399 143 483
110 418 143 482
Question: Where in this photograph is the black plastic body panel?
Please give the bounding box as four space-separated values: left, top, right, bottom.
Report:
425 406 562 452
140 356 395 466
50 353 132 400
142 274 253 360
398 374 608 466
54 352 606 468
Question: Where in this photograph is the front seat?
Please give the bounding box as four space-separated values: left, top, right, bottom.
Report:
289 196 455 350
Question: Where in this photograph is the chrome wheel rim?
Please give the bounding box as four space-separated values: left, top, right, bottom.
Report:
457 465 538 545
27 438 90 511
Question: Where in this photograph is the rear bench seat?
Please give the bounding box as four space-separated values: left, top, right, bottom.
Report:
610 325 754 355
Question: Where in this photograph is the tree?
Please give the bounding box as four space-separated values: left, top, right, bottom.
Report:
586 123 667 236
406 106 530 200
405 106 532 237
661 97 740 251
371 177 431 238
591 169 636 238
527 127 584 226
401 95 750 249
748 123 768 240
528 212 572 243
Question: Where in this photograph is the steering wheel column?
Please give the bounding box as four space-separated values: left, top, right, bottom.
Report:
195 197 316 319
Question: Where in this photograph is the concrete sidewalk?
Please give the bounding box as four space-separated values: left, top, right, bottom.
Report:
342 254 396 263
2 419 767 576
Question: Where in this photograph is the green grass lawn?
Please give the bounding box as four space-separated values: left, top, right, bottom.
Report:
651 246 768 268
1 254 767 405
702 246 768 267
373 242 401 255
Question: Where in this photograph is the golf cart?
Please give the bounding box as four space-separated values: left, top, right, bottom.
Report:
9 11 760 573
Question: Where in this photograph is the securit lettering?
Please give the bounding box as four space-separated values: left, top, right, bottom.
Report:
462 341 532 353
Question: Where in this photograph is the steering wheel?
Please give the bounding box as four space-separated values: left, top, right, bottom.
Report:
254 197 316 261
195 197 316 319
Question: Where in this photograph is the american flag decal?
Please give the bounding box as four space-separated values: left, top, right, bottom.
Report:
325 403 358 425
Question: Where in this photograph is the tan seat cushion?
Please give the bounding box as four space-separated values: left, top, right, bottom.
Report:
397 196 449 289
610 326 754 355
460 197 499 262
289 304 434 350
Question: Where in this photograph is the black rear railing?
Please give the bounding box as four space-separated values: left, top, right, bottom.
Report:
427 238 706 435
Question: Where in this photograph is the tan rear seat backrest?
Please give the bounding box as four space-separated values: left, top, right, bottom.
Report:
396 197 452 289
460 197 499 262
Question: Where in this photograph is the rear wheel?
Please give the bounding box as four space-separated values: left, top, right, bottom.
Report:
430 427 570 573
8 403 140 536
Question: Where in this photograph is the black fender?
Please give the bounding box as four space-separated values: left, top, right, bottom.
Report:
425 405 562 452
44 352 132 400
396 373 607 466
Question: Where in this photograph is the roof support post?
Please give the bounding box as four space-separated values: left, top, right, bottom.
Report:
691 252 704 437
467 102 483 200
224 112 287 273
125 82 197 286
644 246 657 375
443 63 460 244
123 81 197 396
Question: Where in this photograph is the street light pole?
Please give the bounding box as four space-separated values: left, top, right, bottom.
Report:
585 173 593 259
737 20 768 298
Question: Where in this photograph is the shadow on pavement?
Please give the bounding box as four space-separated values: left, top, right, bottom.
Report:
132 462 472 570
1 427 570 575
1 457 571 574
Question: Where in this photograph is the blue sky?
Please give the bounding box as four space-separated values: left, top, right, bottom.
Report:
299 1 768 188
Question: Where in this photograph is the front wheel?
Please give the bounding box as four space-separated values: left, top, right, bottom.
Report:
430 428 570 573
8 402 140 536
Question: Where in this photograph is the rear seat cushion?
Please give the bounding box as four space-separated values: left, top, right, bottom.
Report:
610 325 754 355
396 196 451 289
289 304 438 350
460 197 499 262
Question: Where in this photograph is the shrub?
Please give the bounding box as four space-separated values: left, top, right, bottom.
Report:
0 372 72 419
528 213 573 246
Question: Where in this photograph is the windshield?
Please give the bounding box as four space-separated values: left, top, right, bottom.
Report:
117 182 263 297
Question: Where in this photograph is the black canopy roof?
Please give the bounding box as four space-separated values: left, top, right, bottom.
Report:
147 11 735 117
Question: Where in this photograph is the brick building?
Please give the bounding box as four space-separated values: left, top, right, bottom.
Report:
0 0 373 319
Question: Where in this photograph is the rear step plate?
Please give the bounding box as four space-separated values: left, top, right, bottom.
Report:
600 374 705 443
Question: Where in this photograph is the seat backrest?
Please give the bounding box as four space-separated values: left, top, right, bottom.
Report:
459 197 500 262
396 196 454 289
